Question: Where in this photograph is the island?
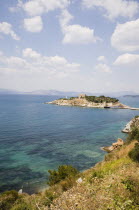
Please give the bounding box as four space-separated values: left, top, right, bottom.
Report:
46 94 139 110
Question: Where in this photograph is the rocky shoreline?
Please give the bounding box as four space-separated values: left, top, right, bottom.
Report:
102 116 139 153
101 138 124 153
122 116 139 133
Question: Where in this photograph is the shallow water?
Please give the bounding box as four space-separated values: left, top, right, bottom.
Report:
0 95 139 193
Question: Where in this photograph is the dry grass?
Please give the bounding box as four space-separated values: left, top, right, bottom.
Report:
104 140 137 161
49 141 139 210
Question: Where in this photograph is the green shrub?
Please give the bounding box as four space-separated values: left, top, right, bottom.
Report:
59 98 68 100
60 177 76 191
43 190 57 207
85 95 119 103
11 202 32 210
0 190 19 210
47 165 79 186
128 143 139 162
127 127 139 143
69 97 76 100
92 170 104 179
121 179 134 192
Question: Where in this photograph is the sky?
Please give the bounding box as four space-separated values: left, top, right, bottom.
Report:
0 0 139 93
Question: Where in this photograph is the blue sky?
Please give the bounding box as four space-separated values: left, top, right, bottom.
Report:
0 0 139 92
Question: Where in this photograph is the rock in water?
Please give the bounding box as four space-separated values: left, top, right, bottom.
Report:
102 138 124 153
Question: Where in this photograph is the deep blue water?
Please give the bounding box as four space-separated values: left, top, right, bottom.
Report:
0 95 139 194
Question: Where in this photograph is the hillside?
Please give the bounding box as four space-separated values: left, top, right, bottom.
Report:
1 118 139 209
50 141 139 209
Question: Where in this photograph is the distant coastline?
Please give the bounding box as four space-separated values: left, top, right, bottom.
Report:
123 95 139 97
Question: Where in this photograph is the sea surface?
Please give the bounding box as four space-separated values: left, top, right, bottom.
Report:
0 95 139 194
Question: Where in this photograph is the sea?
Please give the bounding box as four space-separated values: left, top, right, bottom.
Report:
0 94 139 194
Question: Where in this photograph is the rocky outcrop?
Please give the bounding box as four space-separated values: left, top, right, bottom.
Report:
122 116 139 133
101 116 139 152
102 138 124 153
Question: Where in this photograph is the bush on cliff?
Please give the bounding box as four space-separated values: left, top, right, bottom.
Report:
128 143 139 162
127 127 139 143
11 201 32 210
0 190 19 210
47 165 79 186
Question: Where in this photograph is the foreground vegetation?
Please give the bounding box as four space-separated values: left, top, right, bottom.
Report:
1 121 139 209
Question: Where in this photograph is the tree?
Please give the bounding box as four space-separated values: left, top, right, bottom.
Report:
47 165 79 186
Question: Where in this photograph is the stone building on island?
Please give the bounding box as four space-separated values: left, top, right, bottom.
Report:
78 94 86 99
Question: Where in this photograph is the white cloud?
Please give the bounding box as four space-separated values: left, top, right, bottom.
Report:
0 51 3 56
0 22 20 40
23 0 70 16
111 19 139 52
0 53 27 69
113 53 139 74
24 16 43 32
9 0 23 13
59 9 73 27
95 63 112 73
97 56 106 62
114 53 139 65
0 49 80 77
82 0 139 20
7 57 27 68
0 67 18 76
23 48 41 59
62 24 100 44
60 10 101 44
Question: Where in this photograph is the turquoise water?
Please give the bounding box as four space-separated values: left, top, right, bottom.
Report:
0 95 139 194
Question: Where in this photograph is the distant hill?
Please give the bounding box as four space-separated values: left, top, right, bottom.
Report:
27 90 139 97
0 89 21 95
0 89 138 97
105 91 138 97
25 90 92 96
0 89 92 97
123 95 139 97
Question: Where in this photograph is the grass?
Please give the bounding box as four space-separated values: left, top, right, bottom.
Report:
48 140 139 209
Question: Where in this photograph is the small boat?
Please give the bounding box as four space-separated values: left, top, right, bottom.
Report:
104 106 110 108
